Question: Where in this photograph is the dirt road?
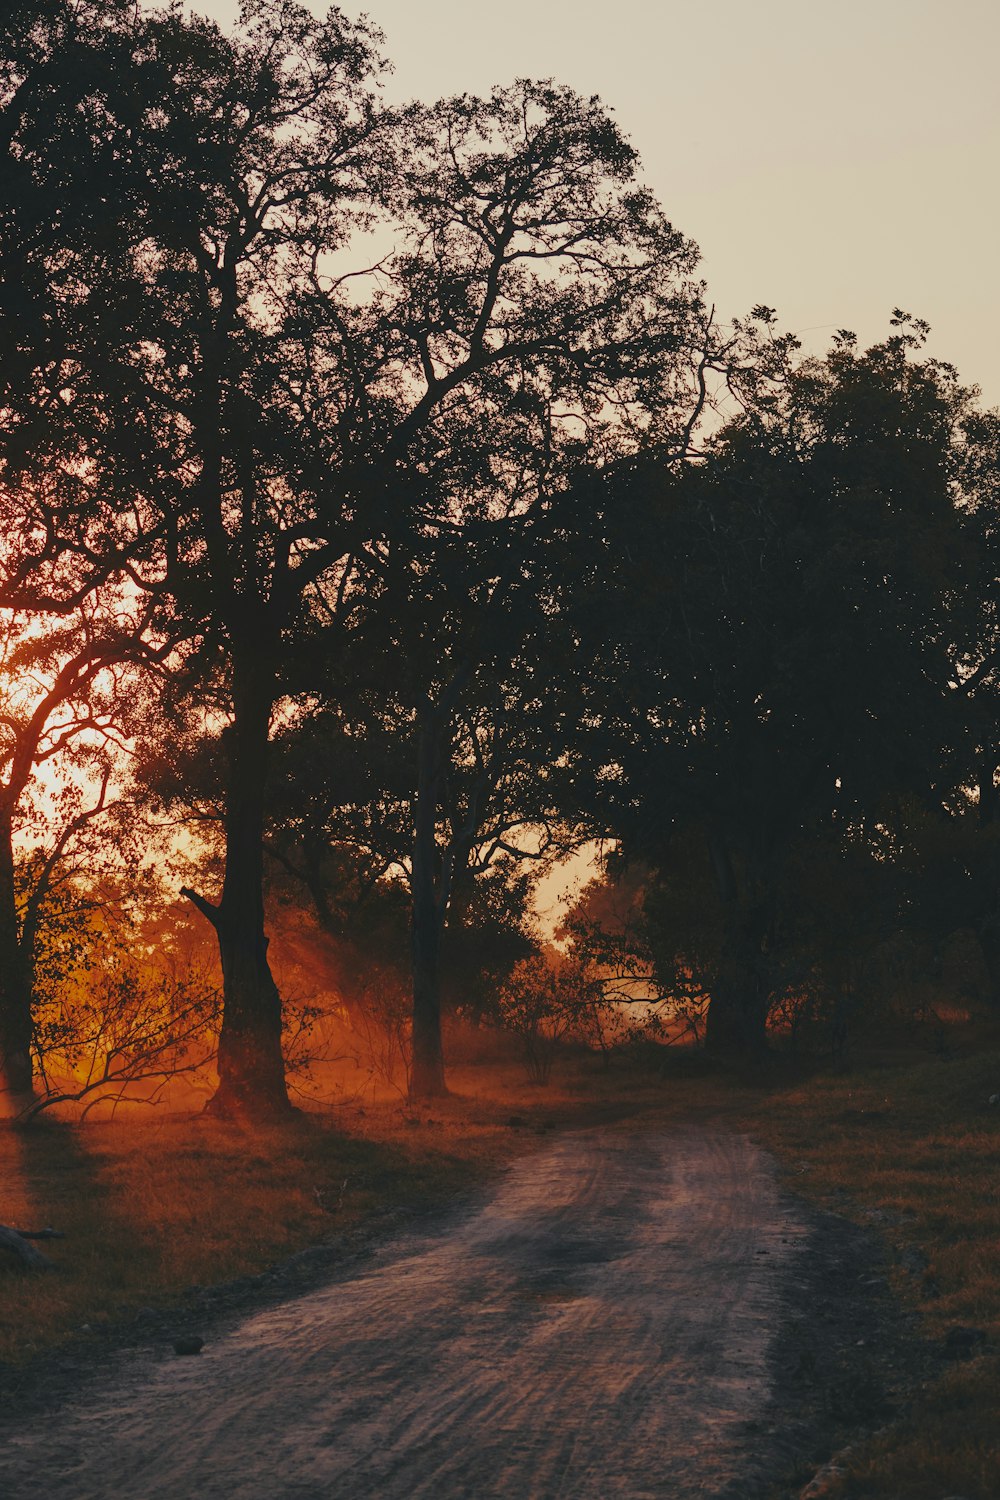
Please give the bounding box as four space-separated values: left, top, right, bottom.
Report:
0 1125 820 1498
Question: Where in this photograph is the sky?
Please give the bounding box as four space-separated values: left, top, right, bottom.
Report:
199 0 1000 407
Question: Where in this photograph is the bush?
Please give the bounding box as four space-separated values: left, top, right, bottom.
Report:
497 953 604 1084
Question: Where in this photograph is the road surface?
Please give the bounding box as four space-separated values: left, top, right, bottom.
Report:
0 1124 813 1498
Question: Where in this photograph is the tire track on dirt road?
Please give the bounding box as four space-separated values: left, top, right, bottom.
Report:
0 1124 816 1498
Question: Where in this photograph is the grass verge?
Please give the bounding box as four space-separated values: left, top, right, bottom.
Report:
733 1032 1000 1499
0 1072 552 1367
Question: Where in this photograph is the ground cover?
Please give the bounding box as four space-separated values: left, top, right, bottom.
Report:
0 1082 497 1367
735 1030 1000 1499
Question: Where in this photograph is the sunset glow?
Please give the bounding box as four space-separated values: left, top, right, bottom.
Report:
1 4 998 1496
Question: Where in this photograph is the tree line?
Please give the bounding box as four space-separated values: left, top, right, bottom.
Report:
1 0 997 1118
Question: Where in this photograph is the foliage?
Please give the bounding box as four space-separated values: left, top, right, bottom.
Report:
4 5 1000 1095
562 320 984 1054
497 952 604 1084
345 965 413 1100
25 890 221 1120
562 854 712 1048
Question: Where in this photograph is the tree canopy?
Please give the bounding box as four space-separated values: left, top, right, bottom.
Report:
2 4 999 1116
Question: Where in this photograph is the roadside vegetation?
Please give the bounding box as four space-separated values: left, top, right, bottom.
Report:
5 1009 1000 1500
5 0 1000 1131
0 1064 557 1368
743 1031 1000 1500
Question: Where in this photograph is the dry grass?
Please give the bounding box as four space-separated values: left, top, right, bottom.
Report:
734 1029 1000 1499
0 1068 537 1365
0 1055 657 1367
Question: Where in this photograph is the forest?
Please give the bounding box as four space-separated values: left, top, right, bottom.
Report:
2 0 1000 1128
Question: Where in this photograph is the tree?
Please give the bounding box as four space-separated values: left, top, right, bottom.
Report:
570 319 975 1056
939 407 1000 1002
1 0 142 486
0 2 168 1102
110 30 710 1113
266 518 582 1096
0 600 149 1105
290 79 715 1095
54 0 394 1118
498 951 603 1085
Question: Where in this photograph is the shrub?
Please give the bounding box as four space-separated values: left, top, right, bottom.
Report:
497 953 603 1084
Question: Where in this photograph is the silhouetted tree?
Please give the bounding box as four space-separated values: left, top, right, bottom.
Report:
75 1 393 1117
282 79 714 1094
929 408 1000 999
114 32 710 1110
0 3 169 1101
267 519 581 1095
569 319 975 1056
0 602 154 1104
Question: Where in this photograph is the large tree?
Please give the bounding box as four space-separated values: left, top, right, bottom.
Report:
76 1 393 1117
265 508 586 1096
569 319 975 1056
0 1 171 1101
108 17 710 1114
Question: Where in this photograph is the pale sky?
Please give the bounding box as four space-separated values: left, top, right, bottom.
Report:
198 0 1000 406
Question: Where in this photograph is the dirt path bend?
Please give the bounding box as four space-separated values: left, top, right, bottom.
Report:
0 1125 814 1499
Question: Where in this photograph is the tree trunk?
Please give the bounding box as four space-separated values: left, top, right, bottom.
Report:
188 656 291 1119
704 954 770 1058
975 914 1000 1009
704 834 772 1060
0 805 34 1107
410 711 447 1099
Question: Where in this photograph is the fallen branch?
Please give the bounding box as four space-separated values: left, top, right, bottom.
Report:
0 1223 61 1270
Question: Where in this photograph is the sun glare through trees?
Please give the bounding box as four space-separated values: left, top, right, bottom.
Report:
2 4 1000 1490
1 0 998 1122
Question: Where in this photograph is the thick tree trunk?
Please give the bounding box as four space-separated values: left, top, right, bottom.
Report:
703 955 770 1058
187 657 291 1119
410 712 447 1099
0 806 34 1106
704 834 772 1060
